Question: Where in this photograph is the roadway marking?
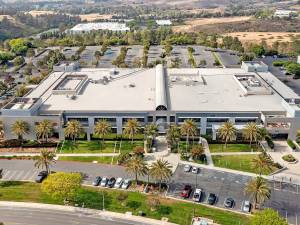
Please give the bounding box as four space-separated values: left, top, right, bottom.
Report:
15 170 25 180
7 171 17 180
2 170 11 179
22 170 32 180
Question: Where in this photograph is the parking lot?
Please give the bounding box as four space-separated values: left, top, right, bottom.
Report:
168 164 300 225
97 46 120 68
125 45 143 67
217 51 240 68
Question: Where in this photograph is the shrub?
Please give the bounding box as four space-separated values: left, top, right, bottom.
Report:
133 146 145 156
265 136 274 149
116 192 128 202
282 154 297 162
158 205 172 215
147 196 160 211
287 139 296 150
126 200 141 210
272 60 286 67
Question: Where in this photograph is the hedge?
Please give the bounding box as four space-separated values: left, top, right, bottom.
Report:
287 139 296 150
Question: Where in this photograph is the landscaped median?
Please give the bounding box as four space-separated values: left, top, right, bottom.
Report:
209 144 262 153
0 181 250 225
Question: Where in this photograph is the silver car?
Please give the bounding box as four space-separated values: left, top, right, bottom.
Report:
100 177 108 187
242 201 251 212
184 165 191 172
114 177 123 188
121 179 131 189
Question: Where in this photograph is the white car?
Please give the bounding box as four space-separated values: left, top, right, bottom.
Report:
100 177 108 187
242 201 251 213
114 177 123 188
192 188 202 202
121 179 131 189
191 167 199 174
184 164 191 172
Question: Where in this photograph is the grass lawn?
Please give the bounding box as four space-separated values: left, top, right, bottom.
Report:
59 140 117 154
212 155 277 175
209 144 262 153
58 156 115 164
119 140 144 153
0 181 250 225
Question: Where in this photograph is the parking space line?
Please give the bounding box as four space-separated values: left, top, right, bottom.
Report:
15 170 25 180
22 170 32 180
7 171 17 180
28 171 38 181
2 170 10 179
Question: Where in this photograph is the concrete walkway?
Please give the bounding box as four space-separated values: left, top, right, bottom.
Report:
210 152 261 156
0 153 119 157
0 201 177 225
200 137 214 166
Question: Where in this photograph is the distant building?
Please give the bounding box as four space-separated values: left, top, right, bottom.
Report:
241 61 269 73
274 10 298 18
70 22 130 33
297 56 300 64
156 20 172 26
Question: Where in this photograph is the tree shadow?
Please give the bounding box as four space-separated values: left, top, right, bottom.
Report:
0 181 23 188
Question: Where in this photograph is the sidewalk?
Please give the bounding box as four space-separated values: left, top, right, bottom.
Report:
0 153 119 157
0 201 177 225
200 137 214 166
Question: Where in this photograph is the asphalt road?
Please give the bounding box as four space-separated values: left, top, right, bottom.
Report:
0 207 146 225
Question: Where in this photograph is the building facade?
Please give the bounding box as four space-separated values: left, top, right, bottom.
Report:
1 64 300 141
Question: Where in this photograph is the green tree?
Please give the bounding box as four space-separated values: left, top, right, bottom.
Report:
218 121 236 149
250 209 288 225
125 156 148 183
34 149 56 173
35 120 54 143
180 119 197 152
244 176 271 209
250 44 265 57
64 120 83 143
123 119 140 144
144 123 158 150
11 120 30 142
191 144 205 160
257 127 268 141
13 56 25 66
251 153 273 175
243 122 258 147
41 172 82 202
15 85 29 97
166 125 181 152
94 119 112 148
149 159 172 191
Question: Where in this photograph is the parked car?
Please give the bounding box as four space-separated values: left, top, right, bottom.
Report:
184 165 191 172
100 177 108 187
242 201 251 213
193 188 202 202
191 167 199 174
224 197 234 208
114 177 123 188
180 185 192 198
35 171 48 183
207 193 217 205
107 177 116 188
92 176 102 186
121 179 131 189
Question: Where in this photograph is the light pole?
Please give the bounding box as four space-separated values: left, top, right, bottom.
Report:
193 171 198 218
102 190 105 211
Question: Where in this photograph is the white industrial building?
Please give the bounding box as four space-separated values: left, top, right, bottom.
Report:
1 63 300 141
274 10 298 18
70 22 130 32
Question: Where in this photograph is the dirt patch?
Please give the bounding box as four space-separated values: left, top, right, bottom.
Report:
78 13 113 22
173 16 252 33
26 10 58 17
0 15 15 22
225 32 300 45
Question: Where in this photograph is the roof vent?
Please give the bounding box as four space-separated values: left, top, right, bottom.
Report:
129 83 136 88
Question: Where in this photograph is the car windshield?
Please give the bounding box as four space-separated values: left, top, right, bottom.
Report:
194 193 199 198
124 180 129 184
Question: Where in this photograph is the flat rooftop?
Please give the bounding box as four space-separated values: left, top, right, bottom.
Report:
25 66 299 114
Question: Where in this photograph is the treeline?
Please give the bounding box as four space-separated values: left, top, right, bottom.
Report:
37 28 244 53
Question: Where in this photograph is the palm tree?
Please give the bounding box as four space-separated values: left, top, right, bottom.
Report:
166 125 181 152
94 119 112 148
243 122 258 148
64 120 82 143
218 121 236 149
296 130 300 143
11 120 30 143
35 120 54 143
244 176 271 209
149 159 172 191
257 127 268 142
251 153 273 175
125 156 148 183
144 123 158 150
123 119 140 144
191 144 205 160
180 119 197 152
34 149 56 173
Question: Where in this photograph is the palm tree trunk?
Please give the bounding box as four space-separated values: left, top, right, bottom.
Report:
186 134 189 153
135 172 138 183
